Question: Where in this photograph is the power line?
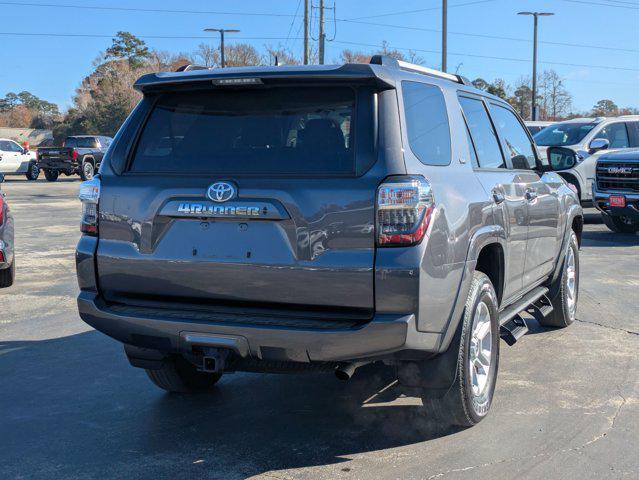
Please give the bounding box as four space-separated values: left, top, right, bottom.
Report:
0 1 299 17
335 17 639 54
331 39 639 72
4 1 639 55
345 0 496 21
561 0 639 9
285 0 303 47
0 31 298 40
0 29 637 73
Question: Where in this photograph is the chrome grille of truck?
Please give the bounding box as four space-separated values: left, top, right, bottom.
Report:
597 163 639 192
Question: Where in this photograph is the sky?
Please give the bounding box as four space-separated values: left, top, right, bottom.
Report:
1 0 638 113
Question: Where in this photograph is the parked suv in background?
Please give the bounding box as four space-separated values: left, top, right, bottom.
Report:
37 135 112 181
591 150 639 233
533 116 639 205
0 138 39 180
76 57 583 427
0 177 15 287
525 120 555 136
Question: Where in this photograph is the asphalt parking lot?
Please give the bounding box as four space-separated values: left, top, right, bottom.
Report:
0 177 638 480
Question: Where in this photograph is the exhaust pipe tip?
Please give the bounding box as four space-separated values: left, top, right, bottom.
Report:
335 367 353 381
335 361 367 381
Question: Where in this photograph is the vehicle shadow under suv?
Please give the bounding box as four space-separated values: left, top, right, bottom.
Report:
0 331 460 479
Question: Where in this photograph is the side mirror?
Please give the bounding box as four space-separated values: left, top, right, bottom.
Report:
548 146 578 171
589 138 610 154
22 148 29 155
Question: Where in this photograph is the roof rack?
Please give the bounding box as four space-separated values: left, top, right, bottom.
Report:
175 64 211 72
369 55 471 85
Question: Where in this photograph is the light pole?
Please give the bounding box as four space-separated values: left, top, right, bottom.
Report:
442 0 447 72
518 12 554 121
204 28 240 68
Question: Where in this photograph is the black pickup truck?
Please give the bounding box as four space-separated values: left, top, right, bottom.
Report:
37 135 113 181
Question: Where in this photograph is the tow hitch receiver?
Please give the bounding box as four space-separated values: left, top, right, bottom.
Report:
200 347 230 373
500 315 529 346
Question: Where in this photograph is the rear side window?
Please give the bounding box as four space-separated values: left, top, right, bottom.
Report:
490 104 537 170
459 96 505 169
402 81 451 166
129 87 355 175
77 137 98 148
64 137 78 148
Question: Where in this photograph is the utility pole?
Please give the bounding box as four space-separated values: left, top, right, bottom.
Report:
319 0 325 65
303 0 309 65
203 28 240 68
517 12 554 120
442 0 447 72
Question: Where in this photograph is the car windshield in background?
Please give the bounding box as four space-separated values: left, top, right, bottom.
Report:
533 122 597 146
130 87 356 175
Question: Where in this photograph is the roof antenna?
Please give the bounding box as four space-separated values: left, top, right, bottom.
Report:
274 55 280 66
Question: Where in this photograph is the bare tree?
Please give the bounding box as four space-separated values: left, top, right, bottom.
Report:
223 43 263 67
194 43 219 67
264 45 301 65
537 70 572 121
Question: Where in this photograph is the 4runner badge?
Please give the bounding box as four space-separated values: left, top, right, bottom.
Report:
207 182 236 202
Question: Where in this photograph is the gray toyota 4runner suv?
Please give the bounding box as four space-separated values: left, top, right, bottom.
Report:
76 56 583 427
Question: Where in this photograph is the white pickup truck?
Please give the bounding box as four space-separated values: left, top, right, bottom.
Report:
0 138 39 180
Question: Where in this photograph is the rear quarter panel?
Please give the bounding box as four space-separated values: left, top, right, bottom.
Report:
375 77 494 339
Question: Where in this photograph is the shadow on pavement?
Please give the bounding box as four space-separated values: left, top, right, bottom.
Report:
581 229 639 247
0 331 460 479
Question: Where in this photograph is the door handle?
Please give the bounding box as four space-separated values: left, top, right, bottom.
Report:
525 188 538 202
492 189 505 204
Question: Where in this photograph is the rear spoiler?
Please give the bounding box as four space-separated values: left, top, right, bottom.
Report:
134 63 397 93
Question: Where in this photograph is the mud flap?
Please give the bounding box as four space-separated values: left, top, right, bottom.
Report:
397 320 462 398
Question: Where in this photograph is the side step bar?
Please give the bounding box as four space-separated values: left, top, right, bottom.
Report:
498 286 551 346
500 315 528 346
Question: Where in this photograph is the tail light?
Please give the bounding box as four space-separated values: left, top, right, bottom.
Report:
0 194 4 226
71 148 78 161
376 176 434 247
79 177 100 235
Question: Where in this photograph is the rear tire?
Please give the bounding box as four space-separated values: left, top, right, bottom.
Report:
25 162 40 181
44 169 59 182
145 355 222 393
540 231 579 328
80 161 94 181
422 271 500 427
602 214 639 234
0 261 15 288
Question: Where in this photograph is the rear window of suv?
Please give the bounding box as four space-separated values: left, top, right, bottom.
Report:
129 87 356 175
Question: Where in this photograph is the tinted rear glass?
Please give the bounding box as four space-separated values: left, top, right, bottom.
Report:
129 87 356 175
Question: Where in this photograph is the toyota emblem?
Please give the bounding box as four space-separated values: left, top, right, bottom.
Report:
207 182 236 203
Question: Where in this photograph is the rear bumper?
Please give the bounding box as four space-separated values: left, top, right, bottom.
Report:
592 186 639 220
37 159 78 171
77 291 441 363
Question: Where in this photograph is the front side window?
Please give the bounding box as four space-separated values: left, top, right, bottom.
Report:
490 104 537 169
3 141 23 152
459 96 505 169
593 123 629 149
130 87 356 175
402 81 451 166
